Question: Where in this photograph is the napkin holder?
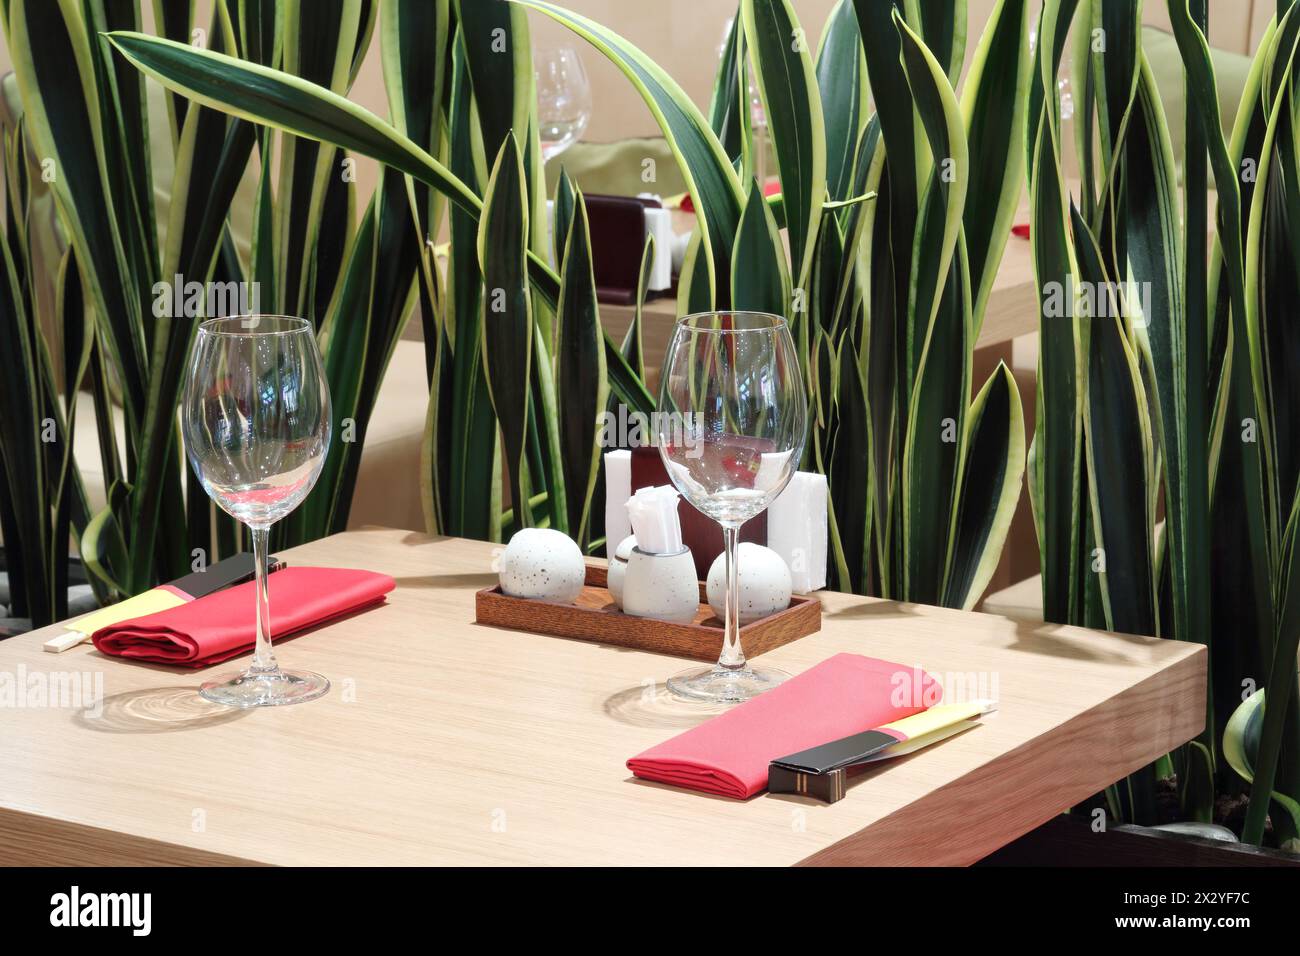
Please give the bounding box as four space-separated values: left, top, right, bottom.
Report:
585 193 669 304
768 702 995 803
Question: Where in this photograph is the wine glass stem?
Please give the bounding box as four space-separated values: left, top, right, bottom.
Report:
719 524 747 671
250 526 278 674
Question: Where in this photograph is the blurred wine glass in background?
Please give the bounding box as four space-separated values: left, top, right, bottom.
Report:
535 46 591 162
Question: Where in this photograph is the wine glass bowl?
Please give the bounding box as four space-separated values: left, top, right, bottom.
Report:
182 315 332 707
657 312 808 704
535 46 592 162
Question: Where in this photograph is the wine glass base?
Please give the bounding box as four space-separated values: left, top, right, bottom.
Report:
666 664 790 705
199 667 329 708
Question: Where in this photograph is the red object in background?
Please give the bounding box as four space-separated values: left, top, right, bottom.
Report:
678 180 781 215
631 445 765 579
91 567 395 667
627 653 941 799
1012 223 1031 239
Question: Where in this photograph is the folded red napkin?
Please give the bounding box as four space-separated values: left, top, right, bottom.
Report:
628 653 940 799
91 567 395 667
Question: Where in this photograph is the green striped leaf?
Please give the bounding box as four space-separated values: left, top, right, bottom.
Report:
478 133 534 528
622 234 655 381
896 10 968 405
911 0 966 86
730 179 789 316
943 362 1026 609
1072 204 1158 636
708 3 747 166
742 0 826 291
105 30 483 215
902 239 971 605
960 0 1030 334
817 0 866 205
1027 1 1084 626
14 1 147 433
829 335 871 593
555 193 607 545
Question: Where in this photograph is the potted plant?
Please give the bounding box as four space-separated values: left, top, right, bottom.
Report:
1024 0 1299 857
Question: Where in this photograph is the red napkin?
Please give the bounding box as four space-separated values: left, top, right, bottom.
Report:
627 653 940 799
91 567 395 667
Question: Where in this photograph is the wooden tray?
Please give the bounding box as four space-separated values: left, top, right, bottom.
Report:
474 564 821 660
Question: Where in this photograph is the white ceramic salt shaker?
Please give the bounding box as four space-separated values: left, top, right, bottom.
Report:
706 543 792 623
498 528 586 603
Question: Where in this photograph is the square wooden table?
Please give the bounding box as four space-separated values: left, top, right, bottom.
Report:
0 528 1205 866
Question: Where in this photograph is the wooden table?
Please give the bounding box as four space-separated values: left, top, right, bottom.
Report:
0 528 1205 866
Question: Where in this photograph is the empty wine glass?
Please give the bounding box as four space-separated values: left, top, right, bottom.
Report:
182 316 332 707
535 46 591 162
657 312 808 704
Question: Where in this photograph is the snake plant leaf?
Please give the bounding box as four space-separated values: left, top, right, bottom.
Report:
943 362 1026 610
622 234 655 381
1243 15 1300 552
0 212 50 620
708 3 746 166
1090 0 1141 170
91 0 157 278
1207 15 1276 758
960 0 1030 335
105 31 483 216
1125 56 1204 650
1225 691 1300 840
130 11 258 585
512 1 743 310
151 0 196 142
313 166 420 535
108 21 642 427
1244 483 1300 842
1024 0 1078 175
830 116 879 339
381 0 450 303
556 194 608 544
456 0 534 181
816 0 866 205
896 9 968 403
854 0 917 207
1166 0 1246 333
811 212 845 339
1028 115 1083 625
553 167 576 272
13 1 147 430
911 0 967 87
230 0 281 69
742 0 826 292
478 133 534 528
434 36 499 540
902 239 971 606
275 0 366 316
830 336 872 594
731 178 790 316
1072 204 1159 636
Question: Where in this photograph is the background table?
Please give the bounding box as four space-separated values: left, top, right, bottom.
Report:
0 528 1205 866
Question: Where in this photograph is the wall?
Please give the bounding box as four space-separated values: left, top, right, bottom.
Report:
0 1 1269 203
